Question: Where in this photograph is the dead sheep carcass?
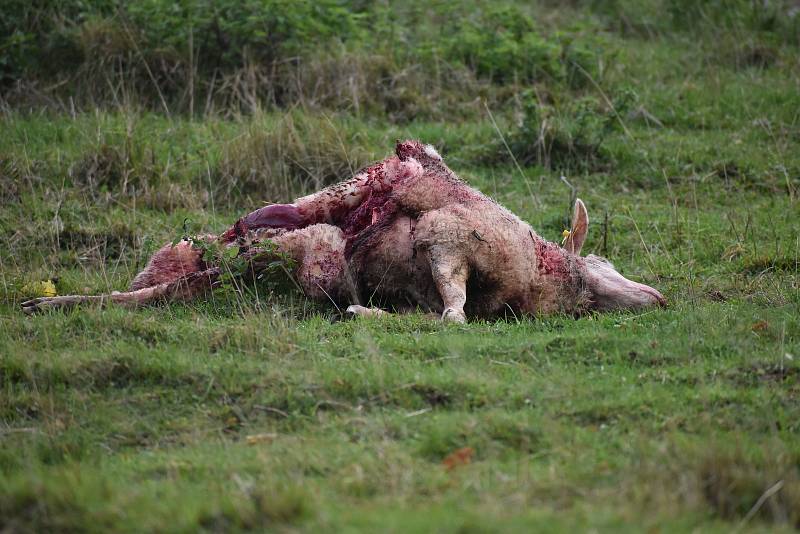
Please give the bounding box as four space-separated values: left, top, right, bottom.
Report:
22 140 665 320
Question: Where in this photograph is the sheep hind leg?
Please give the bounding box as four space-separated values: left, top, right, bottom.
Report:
21 268 220 315
242 223 357 308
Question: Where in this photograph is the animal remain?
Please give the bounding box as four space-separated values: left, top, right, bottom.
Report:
21 140 665 320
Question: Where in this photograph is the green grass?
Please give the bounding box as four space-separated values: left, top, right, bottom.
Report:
2 4 800 532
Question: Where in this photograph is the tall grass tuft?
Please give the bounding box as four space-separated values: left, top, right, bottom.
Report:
212 111 374 205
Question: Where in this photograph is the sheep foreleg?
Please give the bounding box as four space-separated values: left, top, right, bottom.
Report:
21 268 220 315
428 248 469 323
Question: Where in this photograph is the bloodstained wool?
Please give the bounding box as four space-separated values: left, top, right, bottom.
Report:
534 239 571 280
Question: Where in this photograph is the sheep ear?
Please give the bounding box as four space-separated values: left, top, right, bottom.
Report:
564 198 589 255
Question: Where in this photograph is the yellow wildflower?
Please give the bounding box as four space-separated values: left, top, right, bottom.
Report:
21 279 58 298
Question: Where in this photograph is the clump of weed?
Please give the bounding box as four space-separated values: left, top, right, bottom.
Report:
742 255 800 274
283 48 485 122
698 445 800 527
179 221 298 298
728 40 780 70
198 484 310 530
71 144 131 195
0 155 23 200
213 112 374 204
0 476 121 532
55 221 138 264
69 127 165 201
413 411 542 461
497 89 634 173
440 5 602 89
137 183 208 213
582 0 800 44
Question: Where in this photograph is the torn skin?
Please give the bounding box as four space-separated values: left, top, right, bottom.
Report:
534 239 571 280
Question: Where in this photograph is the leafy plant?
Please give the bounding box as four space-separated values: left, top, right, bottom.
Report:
438 5 601 87
175 220 297 295
504 88 635 172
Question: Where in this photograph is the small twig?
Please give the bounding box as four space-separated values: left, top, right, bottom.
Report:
569 60 633 140
315 282 342 315
367 254 396 307
253 405 290 418
0 427 41 435
738 479 784 528
560 175 578 224
117 12 171 117
313 399 357 413
504 302 520 323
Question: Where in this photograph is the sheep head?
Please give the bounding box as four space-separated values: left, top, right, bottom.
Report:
566 199 666 312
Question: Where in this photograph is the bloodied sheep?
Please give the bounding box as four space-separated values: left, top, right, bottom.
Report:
22 140 665 320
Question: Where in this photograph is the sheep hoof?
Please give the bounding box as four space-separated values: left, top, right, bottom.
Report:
345 305 388 318
441 307 466 323
21 295 83 315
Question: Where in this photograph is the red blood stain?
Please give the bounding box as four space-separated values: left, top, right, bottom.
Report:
340 189 393 237
130 241 208 290
220 140 478 252
396 140 431 163
534 239 569 280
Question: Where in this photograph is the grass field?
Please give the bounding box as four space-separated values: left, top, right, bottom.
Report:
2 2 800 531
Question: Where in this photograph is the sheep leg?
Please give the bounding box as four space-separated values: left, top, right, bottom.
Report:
240 223 357 306
428 246 469 323
22 224 355 316
21 269 221 315
22 225 350 315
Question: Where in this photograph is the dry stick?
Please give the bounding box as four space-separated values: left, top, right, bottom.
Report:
781 165 796 203
254 405 289 418
367 254 397 307
779 320 786 373
483 100 540 208
738 479 784 529
314 282 342 315
652 222 677 266
205 69 218 116
560 175 577 223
